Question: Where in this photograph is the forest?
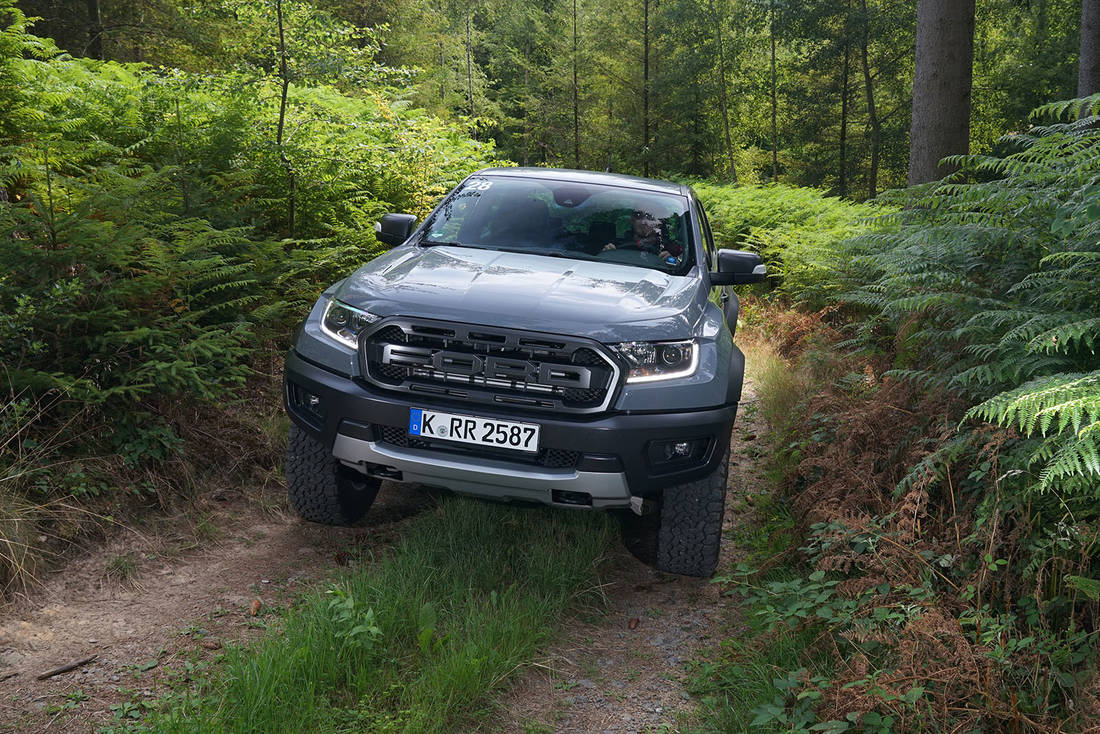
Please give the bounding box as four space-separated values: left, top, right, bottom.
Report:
1 0 1099 731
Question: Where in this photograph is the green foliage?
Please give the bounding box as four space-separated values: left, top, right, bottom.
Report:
0 0 497 431
690 181 886 305
149 498 613 733
838 95 1100 499
0 0 498 590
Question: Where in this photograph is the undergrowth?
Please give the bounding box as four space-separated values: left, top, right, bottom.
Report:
692 94 1100 733
0 1 498 593
697 302 1099 732
140 498 614 733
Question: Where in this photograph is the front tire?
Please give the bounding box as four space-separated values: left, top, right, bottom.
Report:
621 448 729 577
286 423 380 525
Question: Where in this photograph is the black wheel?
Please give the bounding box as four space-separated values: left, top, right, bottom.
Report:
621 448 729 577
286 423 380 525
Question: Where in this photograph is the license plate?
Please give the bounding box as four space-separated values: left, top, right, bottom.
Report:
408 408 540 453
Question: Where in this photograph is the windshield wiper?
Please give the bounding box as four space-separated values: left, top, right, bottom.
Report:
418 238 466 248
486 247 594 261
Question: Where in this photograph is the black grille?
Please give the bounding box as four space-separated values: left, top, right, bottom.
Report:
377 425 580 469
361 318 620 415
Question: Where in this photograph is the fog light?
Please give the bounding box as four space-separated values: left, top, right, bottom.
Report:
288 382 326 428
647 437 710 472
667 441 692 459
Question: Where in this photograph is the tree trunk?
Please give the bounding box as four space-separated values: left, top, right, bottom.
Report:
85 0 103 59
606 99 614 172
275 0 295 236
708 0 738 182
907 0 975 185
769 0 778 183
691 85 702 174
1080 0 1100 98
859 0 880 198
643 0 651 177
439 40 446 101
466 12 474 120
838 0 850 198
573 0 580 167
523 39 531 167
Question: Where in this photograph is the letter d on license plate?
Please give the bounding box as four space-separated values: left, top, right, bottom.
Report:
409 408 539 453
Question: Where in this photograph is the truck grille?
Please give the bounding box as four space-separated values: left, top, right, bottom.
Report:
360 318 620 414
377 426 580 469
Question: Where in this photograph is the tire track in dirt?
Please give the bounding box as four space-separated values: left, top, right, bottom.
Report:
0 483 433 733
0 384 768 734
499 384 766 733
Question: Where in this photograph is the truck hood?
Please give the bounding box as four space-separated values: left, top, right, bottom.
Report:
334 245 706 342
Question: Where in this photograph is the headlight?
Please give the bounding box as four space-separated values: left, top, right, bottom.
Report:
320 299 379 349
611 340 698 383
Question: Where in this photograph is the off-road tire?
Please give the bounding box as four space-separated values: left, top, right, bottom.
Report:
656 448 728 576
620 447 729 577
286 423 380 525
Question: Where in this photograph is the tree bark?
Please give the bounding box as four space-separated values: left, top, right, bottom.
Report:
523 38 531 166
466 11 474 119
275 0 295 236
859 0 880 198
907 0 975 185
643 0 651 177
573 0 580 167
769 0 778 182
1080 0 1100 98
708 0 738 182
838 0 850 197
85 0 103 59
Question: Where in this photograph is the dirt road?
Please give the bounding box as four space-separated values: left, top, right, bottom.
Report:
0 388 763 734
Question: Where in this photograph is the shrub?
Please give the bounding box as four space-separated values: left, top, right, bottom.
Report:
689 182 887 307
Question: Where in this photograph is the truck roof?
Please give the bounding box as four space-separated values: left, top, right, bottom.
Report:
474 167 689 197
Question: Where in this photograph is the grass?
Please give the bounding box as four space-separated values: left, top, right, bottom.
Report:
686 582 826 732
149 497 615 733
104 552 139 583
683 321 834 732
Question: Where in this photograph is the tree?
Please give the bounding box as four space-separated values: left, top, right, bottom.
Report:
907 0 975 185
769 0 777 181
858 0 881 197
708 0 737 181
573 0 580 167
84 0 101 58
1080 0 1100 96
642 0 651 176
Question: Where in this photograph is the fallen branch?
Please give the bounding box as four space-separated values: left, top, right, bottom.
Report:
36 655 96 681
0 671 17 683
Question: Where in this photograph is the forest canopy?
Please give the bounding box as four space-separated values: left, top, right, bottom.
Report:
15 0 1091 198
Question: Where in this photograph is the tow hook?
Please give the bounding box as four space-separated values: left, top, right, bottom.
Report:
629 496 655 516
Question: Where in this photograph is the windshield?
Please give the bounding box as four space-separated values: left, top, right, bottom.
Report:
420 175 696 275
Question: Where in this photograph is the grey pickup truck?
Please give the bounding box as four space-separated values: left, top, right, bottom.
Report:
283 168 764 576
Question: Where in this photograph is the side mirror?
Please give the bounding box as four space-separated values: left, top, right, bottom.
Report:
375 213 418 247
709 249 766 286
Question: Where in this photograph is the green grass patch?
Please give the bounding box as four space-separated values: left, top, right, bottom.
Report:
150 498 614 733
686 574 827 732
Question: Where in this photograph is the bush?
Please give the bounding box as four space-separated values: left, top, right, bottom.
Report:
0 0 500 589
710 96 1100 732
689 181 887 307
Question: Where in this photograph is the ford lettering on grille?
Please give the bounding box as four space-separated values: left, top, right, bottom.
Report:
363 318 618 414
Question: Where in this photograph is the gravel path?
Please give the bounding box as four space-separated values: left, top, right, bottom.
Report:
499 384 765 733
0 386 766 734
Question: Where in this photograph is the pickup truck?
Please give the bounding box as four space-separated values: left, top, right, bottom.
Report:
283 168 764 576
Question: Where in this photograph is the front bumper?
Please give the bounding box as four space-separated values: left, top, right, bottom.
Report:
285 350 736 508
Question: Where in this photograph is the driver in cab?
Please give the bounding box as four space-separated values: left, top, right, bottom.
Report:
602 209 683 263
